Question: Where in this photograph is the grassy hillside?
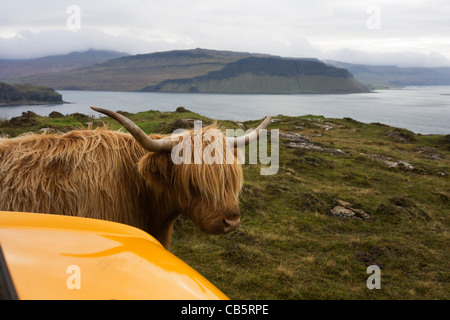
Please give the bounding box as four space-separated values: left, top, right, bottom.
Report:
0 108 448 299
15 49 368 93
0 50 128 81
0 82 63 106
141 56 369 94
17 49 256 91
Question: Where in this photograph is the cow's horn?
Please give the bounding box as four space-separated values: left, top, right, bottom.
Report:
91 106 173 153
227 116 272 147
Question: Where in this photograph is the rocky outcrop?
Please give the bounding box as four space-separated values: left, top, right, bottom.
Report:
360 153 414 170
330 200 371 220
280 132 348 156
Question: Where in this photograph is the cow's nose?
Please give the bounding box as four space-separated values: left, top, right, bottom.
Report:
223 217 240 233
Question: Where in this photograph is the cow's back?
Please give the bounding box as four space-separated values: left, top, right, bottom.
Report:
0 129 149 228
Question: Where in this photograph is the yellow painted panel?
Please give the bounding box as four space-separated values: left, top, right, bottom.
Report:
0 211 228 300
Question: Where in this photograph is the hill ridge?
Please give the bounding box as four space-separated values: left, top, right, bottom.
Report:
141 55 367 94
0 49 129 81
10 48 368 93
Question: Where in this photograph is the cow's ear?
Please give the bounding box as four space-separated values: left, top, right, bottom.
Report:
138 153 172 186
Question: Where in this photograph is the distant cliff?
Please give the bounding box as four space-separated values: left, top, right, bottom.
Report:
0 82 63 106
140 56 369 93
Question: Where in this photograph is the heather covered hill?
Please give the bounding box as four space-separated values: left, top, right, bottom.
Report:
0 50 128 81
0 82 63 106
17 49 258 91
14 49 369 93
141 56 369 93
6 48 450 92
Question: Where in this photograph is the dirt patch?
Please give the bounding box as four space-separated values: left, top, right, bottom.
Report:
354 247 385 268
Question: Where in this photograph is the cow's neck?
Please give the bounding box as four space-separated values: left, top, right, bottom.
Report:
144 194 180 249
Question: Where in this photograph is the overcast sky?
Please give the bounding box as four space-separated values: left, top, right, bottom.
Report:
1 0 449 67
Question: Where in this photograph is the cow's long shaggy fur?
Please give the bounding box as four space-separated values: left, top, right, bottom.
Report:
0 126 243 248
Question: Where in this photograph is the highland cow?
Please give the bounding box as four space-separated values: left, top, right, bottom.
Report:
0 107 270 248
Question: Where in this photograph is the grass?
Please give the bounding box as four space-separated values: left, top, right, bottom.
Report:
1 108 448 300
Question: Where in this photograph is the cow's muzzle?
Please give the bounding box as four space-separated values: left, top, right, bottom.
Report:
222 216 240 233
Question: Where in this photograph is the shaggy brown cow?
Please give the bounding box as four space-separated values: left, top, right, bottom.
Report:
0 107 270 248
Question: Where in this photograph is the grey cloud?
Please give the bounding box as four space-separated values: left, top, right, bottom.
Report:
0 0 449 67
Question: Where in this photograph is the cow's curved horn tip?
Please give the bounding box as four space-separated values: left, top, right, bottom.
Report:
91 106 111 115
